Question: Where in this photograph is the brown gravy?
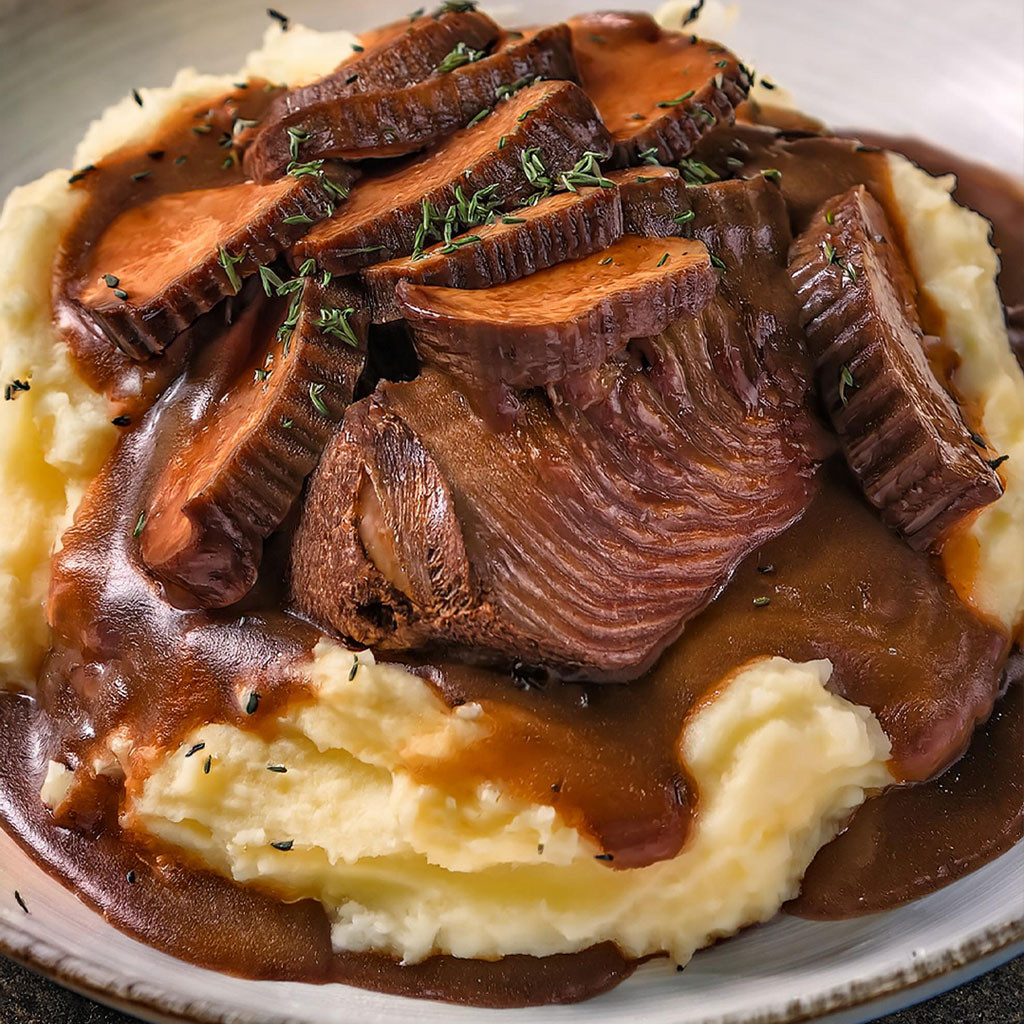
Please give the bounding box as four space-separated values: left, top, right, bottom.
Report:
0 74 1020 1005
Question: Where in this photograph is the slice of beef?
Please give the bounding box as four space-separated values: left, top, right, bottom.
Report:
245 24 577 179
290 182 819 677
79 169 355 360
141 278 367 607
610 166 687 236
291 80 611 275
568 12 750 169
362 183 623 322
788 185 1002 550
397 236 717 418
255 8 500 123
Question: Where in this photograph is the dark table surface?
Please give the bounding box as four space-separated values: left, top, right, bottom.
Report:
0 952 1021 1023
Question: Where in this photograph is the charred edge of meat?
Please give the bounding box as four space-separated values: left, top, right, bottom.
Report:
362 185 623 322
81 168 357 361
141 279 368 607
244 23 577 179
788 184 1003 550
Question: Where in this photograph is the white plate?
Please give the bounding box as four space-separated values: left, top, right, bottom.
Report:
1 1 1022 1021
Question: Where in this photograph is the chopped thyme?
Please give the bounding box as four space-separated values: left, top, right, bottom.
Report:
630 112 645 120
338 245 385 256
637 146 660 165
693 106 716 124
281 417 293 429
559 151 614 191
843 260 858 283
673 210 695 224
259 264 285 296
103 273 120 288
191 123 212 134
253 367 271 383
757 563 776 575
309 382 330 416
130 170 151 181
174 155 188 165
760 168 782 182
594 852 615 862
351 42 365 52
346 73 359 85
825 210 835 225
970 431 988 448
438 0 478 13
761 78 777 90
218 246 245 294
725 155 745 169
133 511 147 537
132 88 143 106
203 755 212 774
185 742 206 758
5 379 31 402
14 891 28 914
517 106 538 123
286 125 309 162
709 253 727 271
409 6 425 19
436 40 486 74
113 288 129 300
112 415 131 427
752 596 771 607
838 365 856 406
987 454 1010 470
537 843 545 854
498 135 507 149
67 165 96 184
681 0 706 26
267 765 288 773
282 213 313 225
271 840 294 851
502 215 526 224
822 242 839 265
468 107 491 127
147 149 165 161
349 655 360 681
716 59 728 67
267 7 289 29
245 692 261 714
656 89 695 108
316 307 360 347
657 252 670 267
678 158 719 184
598 257 613 266
298 257 317 277
126 870 136 884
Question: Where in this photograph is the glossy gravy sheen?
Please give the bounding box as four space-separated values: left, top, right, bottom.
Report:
0 86 1020 1004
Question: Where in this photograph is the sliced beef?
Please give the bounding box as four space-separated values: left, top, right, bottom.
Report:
362 184 623 322
291 80 611 275
610 166 687 236
251 8 500 128
788 185 1002 550
290 298 818 679
290 182 818 678
398 236 716 417
245 24 577 179
79 169 354 360
568 12 750 168
141 278 367 607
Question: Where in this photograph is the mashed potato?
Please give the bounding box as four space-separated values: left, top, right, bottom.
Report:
124 648 891 965
4 19 1021 973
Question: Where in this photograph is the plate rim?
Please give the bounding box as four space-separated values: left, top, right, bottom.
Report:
1 860 1021 1024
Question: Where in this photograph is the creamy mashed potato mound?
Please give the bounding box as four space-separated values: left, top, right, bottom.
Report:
125 648 891 964
3 21 1021 972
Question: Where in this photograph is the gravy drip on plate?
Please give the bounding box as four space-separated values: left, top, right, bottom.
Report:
0 78 1019 1003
